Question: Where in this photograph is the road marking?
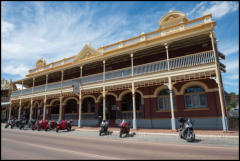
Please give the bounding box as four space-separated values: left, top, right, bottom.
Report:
2 138 123 160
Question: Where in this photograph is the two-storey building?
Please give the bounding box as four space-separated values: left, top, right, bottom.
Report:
9 11 228 130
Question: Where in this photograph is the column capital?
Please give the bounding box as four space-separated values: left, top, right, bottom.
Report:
130 53 134 58
164 83 173 90
80 66 83 70
210 77 219 85
103 60 106 64
164 42 168 49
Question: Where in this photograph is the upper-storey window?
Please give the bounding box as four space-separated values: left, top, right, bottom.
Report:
184 86 207 109
157 89 176 111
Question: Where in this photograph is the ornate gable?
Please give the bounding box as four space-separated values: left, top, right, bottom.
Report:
36 58 46 68
73 43 102 63
158 11 187 28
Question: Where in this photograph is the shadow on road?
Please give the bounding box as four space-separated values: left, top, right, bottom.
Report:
187 139 202 143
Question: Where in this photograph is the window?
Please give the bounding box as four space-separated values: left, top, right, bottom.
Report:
184 86 207 109
157 89 176 111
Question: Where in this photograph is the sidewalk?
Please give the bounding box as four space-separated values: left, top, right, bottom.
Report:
72 126 239 138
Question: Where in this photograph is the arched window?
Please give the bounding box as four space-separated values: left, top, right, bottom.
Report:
82 97 95 113
51 101 60 114
65 99 77 114
11 107 18 118
157 89 176 111
121 92 141 111
184 86 207 109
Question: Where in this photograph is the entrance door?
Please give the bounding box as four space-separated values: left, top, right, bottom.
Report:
100 95 116 121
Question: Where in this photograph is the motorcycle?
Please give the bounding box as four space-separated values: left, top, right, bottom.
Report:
99 120 109 136
10 119 21 129
31 119 38 130
56 120 73 133
19 119 29 130
48 120 57 130
120 120 130 138
5 119 14 128
178 117 195 142
37 120 49 131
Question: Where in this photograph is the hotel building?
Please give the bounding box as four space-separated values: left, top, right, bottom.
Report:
7 11 228 130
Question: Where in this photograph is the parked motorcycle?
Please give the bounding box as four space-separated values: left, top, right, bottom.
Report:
48 120 57 130
99 120 109 136
19 119 29 130
37 120 49 131
178 117 195 142
31 119 38 130
10 119 21 129
5 119 14 128
120 120 130 138
56 120 73 132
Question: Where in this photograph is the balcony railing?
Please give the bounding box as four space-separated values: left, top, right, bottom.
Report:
12 50 215 97
1 97 10 102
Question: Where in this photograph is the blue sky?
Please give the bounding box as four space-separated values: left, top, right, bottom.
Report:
1 1 239 94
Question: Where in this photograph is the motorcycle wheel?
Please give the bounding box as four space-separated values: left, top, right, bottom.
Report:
99 131 102 136
5 124 9 128
186 131 195 142
179 131 183 139
120 132 122 138
67 126 71 131
56 128 59 133
11 125 14 129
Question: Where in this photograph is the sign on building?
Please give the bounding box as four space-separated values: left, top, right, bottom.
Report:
72 82 80 95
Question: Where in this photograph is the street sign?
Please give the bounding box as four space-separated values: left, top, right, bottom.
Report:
72 82 80 95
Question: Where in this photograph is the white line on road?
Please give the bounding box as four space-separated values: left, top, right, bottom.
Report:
2 138 123 160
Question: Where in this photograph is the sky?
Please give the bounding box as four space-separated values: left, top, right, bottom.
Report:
1 1 239 94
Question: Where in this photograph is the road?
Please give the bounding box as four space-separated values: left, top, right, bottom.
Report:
1 127 239 160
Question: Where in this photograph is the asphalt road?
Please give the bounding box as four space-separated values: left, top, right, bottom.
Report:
1 127 239 160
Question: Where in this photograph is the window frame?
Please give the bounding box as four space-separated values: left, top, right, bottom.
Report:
156 88 177 111
184 86 207 109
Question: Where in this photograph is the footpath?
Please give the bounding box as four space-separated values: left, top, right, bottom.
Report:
72 126 239 138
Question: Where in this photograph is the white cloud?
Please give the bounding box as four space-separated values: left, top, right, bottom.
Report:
205 2 238 19
218 42 239 56
225 60 239 72
1 21 14 34
228 74 239 80
3 64 30 77
1 3 133 67
187 1 239 19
